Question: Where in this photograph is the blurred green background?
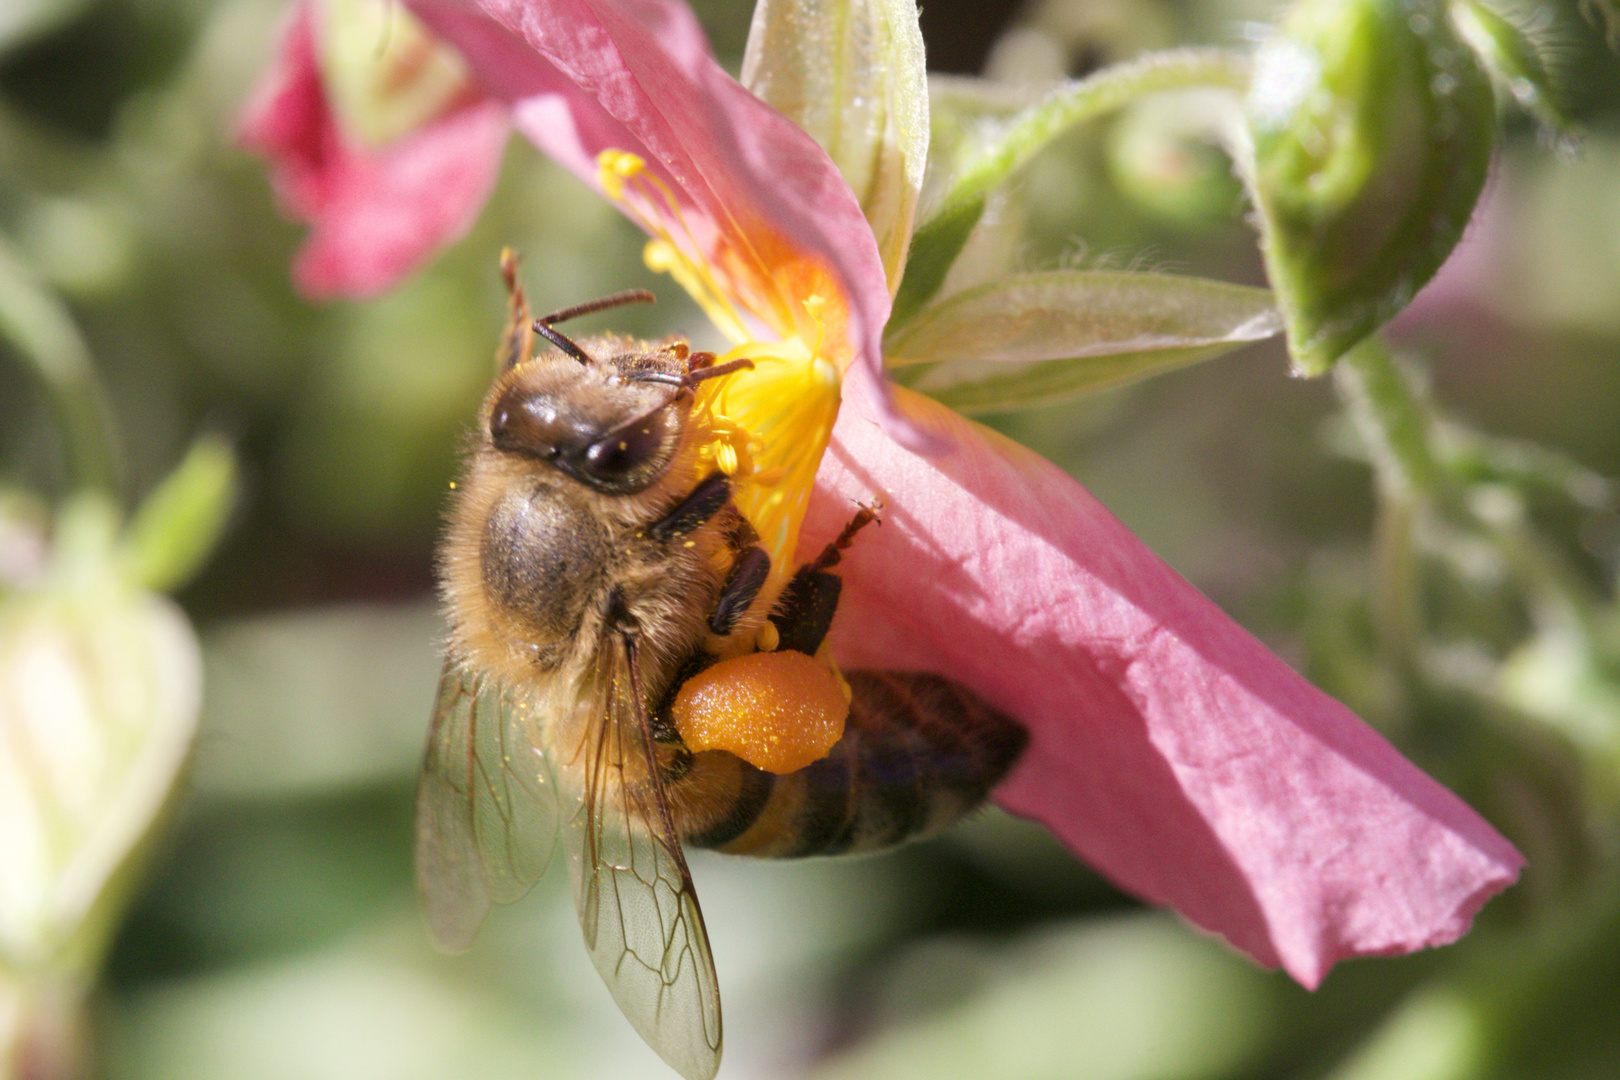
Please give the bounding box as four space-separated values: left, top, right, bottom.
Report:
3 0 1619 1076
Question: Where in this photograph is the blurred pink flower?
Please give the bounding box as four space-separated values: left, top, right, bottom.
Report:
237 0 510 297
241 0 1523 988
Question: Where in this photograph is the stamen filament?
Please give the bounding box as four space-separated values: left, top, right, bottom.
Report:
598 152 754 342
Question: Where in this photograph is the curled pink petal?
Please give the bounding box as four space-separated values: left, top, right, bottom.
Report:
403 0 911 441
803 376 1523 987
238 1 510 299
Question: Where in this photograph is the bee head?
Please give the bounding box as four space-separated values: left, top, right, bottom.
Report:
486 343 688 496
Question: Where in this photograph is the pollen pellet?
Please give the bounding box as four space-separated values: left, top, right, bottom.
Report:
671 651 847 774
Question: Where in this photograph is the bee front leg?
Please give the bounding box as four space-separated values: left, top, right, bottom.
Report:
496 249 535 371
648 473 731 541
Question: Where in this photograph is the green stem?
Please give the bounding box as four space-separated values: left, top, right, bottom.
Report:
0 237 120 497
892 48 1251 329
1371 494 1423 689
931 47 1251 230
1333 339 1442 502
1334 340 1448 684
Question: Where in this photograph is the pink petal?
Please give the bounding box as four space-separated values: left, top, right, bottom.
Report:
403 0 913 442
238 1 510 299
803 376 1523 988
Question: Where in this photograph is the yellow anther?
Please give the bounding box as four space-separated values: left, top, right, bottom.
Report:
596 149 644 199
713 442 739 475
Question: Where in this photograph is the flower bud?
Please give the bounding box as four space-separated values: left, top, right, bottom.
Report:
0 495 202 982
1107 93 1244 228
1246 0 1495 375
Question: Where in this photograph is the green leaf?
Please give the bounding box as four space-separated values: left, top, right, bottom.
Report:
888 195 986 332
121 435 236 594
1498 631 1620 789
741 0 929 293
886 270 1280 413
809 914 1274 1080
894 50 1250 330
1244 0 1496 375
1322 988 1486 1080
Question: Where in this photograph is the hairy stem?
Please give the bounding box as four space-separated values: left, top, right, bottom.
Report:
0 238 119 496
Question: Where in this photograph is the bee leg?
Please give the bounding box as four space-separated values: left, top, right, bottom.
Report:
768 503 881 655
709 547 771 634
648 473 731 541
768 567 840 655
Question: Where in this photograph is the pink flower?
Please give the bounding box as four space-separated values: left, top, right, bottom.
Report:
242 0 1522 992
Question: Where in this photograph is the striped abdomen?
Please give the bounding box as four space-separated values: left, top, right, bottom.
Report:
669 671 1027 858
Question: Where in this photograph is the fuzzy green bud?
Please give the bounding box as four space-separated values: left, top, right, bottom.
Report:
1246 0 1495 375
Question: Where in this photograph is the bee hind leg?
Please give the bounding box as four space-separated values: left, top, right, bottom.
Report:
768 503 881 655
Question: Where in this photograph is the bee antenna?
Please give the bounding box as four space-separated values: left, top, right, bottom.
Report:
533 290 657 367
628 356 755 390
534 322 596 366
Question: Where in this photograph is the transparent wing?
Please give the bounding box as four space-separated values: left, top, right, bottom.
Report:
415 656 560 951
557 632 723 1080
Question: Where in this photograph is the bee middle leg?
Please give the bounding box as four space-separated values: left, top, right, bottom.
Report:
647 472 777 635
709 546 770 634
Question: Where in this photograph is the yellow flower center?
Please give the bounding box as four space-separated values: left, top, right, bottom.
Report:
597 151 844 607
691 343 840 600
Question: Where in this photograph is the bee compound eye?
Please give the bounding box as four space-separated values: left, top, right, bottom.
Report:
489 391 569 460
581 414 667 481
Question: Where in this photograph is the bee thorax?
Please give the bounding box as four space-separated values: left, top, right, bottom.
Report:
478 487 609 654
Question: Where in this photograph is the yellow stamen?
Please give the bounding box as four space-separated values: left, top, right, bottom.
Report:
644 240 750 344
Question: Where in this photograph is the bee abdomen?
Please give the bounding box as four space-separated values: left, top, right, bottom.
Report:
677 671 1027 858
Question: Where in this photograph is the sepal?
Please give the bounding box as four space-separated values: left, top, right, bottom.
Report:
887 270 1280 413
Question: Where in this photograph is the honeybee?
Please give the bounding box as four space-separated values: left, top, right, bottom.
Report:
416 252 1027 1080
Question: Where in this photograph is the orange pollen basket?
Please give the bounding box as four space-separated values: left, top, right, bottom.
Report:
671 651 850 774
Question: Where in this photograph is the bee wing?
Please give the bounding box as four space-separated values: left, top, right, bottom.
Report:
556 631 723 1080
415 657 560 951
